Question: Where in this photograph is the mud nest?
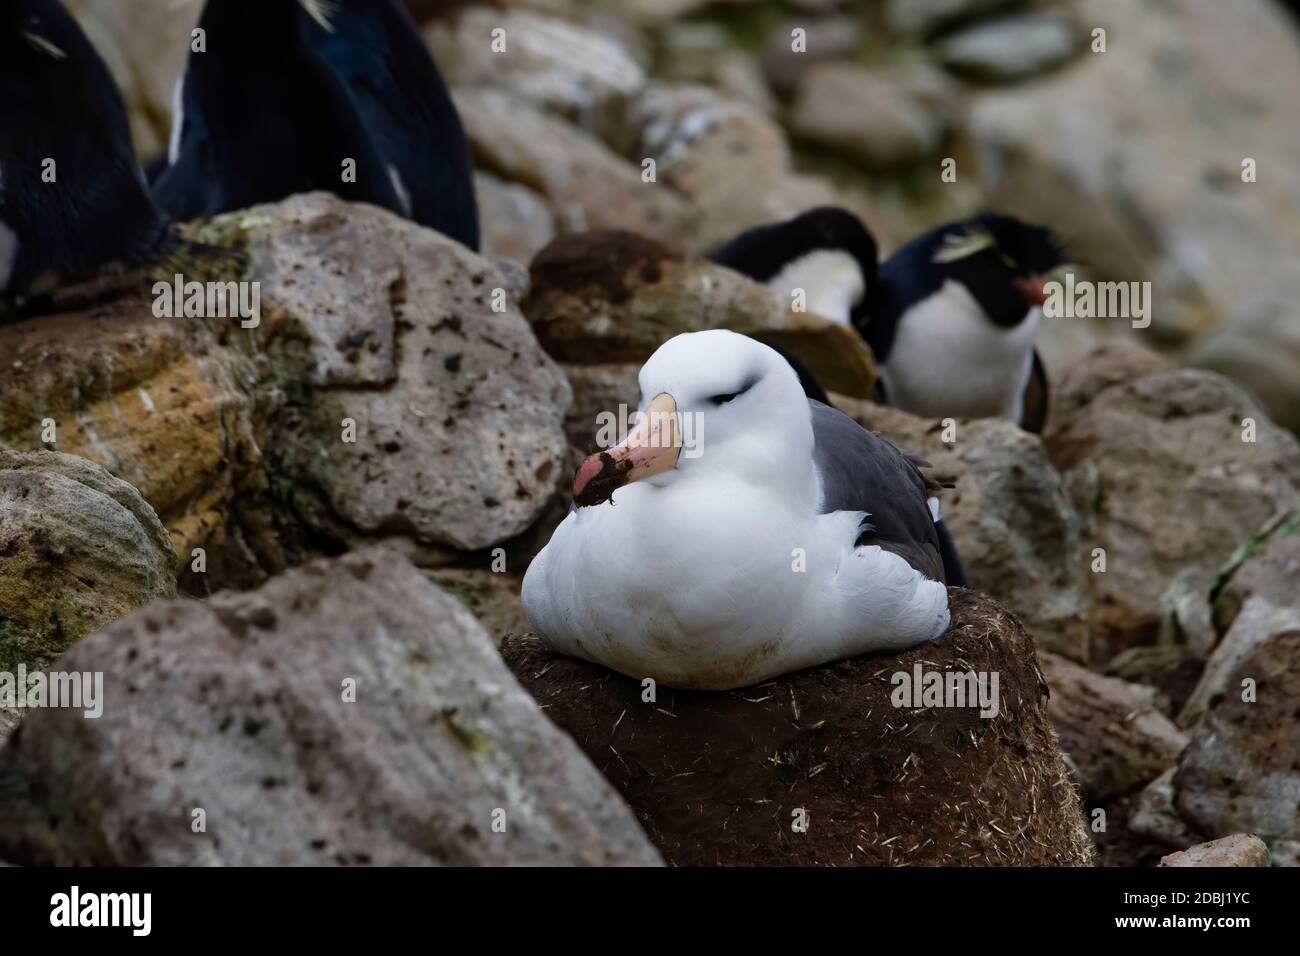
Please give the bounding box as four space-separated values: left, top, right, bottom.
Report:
503 588 1095 867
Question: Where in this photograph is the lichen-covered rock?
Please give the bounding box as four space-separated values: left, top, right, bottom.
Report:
1047 344 1300 663
1038 651 1188 803
453 87 689 242
0 297 265 588
1208 513 1300 637
835 397 1088 659
0 550 662 866
0 451 176 735
525 230 876 398
1159 833 1270 867
1158 512 1298 687
504 589 1095 866
196 193 573 555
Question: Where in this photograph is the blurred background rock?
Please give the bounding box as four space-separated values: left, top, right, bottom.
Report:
79 0 1300 434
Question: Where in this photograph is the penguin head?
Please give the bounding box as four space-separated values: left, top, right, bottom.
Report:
1 0 120 119
918 213 1065 328
711 207 879 326
2 1 76 74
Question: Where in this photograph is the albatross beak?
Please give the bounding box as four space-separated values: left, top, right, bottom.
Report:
573 392 681 508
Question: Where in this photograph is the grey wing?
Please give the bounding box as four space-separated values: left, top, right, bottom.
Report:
809 399 946 582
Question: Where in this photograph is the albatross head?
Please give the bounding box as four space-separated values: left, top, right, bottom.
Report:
572 330 815 507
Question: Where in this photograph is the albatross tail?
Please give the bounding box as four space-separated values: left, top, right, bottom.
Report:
935 519 968 587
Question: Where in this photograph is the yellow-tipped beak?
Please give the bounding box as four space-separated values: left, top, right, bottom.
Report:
573 392 681 507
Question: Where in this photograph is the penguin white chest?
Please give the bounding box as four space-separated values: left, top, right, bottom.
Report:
881 280 1038 422
766 250 865 325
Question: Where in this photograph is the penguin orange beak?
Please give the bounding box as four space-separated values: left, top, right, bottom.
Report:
1014 275 1049 306
573 393 681 508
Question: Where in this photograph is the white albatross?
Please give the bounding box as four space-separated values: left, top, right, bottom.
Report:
522 330 951 690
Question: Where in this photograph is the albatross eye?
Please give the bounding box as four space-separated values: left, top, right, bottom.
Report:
708 375 761 407
709 380 756 406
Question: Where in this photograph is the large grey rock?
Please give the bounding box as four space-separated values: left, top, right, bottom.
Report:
966 0 1300 347
454 87 689 242
1039 651 1188 803
198 193 573 555
788 62 955 168
1175 629 1300 851
0 451 177 739
1047 344 1300 664
836 398 1089 659
0 550 662 866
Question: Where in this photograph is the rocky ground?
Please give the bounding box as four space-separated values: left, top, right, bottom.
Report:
0 0 1297 866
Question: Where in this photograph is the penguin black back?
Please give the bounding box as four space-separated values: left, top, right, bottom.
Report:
711 207 879 325
866 213 1064 362
153 0 405 222
1 0 174 299
303 0 480 250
